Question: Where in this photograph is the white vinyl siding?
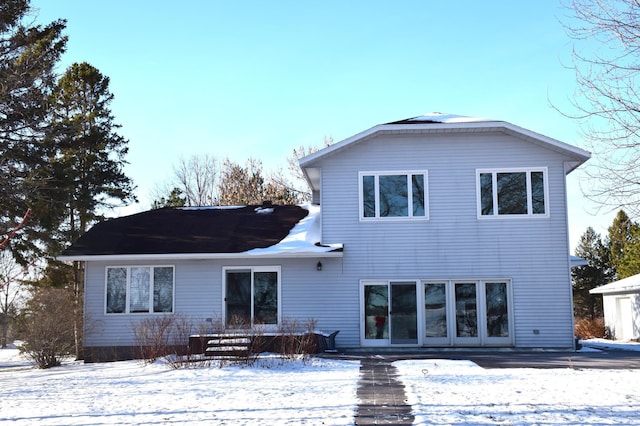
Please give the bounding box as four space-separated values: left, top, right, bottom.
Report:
85 258 351 348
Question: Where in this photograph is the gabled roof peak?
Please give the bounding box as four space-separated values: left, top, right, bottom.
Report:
386 112 499 125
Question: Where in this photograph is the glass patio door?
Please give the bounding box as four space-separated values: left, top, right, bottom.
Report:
363 281 418 345
390 282 418 344
424 282 449 344
453 282 481 345
484 281 511 344
363 283 390 345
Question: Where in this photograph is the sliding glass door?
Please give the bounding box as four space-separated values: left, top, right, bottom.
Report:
363 279 512 346
362 281 418 345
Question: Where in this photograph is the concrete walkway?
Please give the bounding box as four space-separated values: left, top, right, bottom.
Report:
354 357 414 425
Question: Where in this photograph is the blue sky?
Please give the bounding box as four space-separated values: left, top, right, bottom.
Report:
32 0 618 250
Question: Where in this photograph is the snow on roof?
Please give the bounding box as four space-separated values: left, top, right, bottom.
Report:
590 273 640 294
247 204 342 256
394 112 494 124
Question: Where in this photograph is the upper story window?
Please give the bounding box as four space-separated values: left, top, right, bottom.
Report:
360 171 428 220
477 168 548 218
106 266 174 314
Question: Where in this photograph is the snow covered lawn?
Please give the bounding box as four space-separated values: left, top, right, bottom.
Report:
2 340 640 425
396 358 640 425
0 350 359 425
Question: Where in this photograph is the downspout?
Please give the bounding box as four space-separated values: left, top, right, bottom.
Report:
564 160 577 350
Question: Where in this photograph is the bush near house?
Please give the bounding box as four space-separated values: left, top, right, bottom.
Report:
574 317 608 339
18 287 76 368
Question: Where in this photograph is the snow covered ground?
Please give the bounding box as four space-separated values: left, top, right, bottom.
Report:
1 340 639 425
0 349 360 425
397 359 640 424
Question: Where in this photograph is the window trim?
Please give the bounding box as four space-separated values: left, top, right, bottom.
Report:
222 265 282 330
476 167 549 219
104 265 175 315
358 170 429 221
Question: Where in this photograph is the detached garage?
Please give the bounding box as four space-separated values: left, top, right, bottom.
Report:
591 274 640 341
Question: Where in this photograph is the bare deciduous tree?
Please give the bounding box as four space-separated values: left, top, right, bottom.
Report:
173 154 220 206
217 158 293 205
563 0 640 216
149 155 220 207
270 136 334 203
0 251 29 348
153 137 334 208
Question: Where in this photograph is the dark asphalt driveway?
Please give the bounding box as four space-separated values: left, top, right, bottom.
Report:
338 349 640 369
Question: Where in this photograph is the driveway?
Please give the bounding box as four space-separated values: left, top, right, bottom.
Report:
339 348 640 369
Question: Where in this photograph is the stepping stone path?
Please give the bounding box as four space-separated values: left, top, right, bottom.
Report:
355 357 414 425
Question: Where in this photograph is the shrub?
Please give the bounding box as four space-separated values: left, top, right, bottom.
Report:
132 316 176 364
575 317 607 339
19 287 76 369
277 318 317 360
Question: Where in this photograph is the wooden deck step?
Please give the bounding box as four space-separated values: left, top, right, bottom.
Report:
204 336 251 360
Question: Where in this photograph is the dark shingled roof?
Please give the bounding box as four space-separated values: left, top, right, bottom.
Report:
62 205 309 256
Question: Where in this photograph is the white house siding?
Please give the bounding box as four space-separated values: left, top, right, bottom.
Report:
313 130 575 349
83 257 353 350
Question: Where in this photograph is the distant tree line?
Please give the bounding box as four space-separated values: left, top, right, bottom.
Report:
572 210 640 322
150 139 333 209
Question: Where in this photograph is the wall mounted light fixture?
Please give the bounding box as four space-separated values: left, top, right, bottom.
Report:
316 261 322 271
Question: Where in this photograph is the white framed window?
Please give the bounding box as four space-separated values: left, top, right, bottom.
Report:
359 171 429 220
105 266 174 314
223 266 281 329
477 168 549 218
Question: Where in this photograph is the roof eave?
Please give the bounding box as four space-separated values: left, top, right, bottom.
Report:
299 121 591 171
57 248 344 262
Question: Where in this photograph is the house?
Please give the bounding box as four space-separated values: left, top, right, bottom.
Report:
59 113 591 361
590 274 640 340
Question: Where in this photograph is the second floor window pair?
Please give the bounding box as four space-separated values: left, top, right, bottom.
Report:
360 168 548 220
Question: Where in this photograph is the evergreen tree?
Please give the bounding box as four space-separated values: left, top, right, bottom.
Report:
616 223 640 279
604 209 640 280
607 210 633 277
572 227 612 319
151 187 186 209
0 0 67 263
48 62 136 243
45 62 136 358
